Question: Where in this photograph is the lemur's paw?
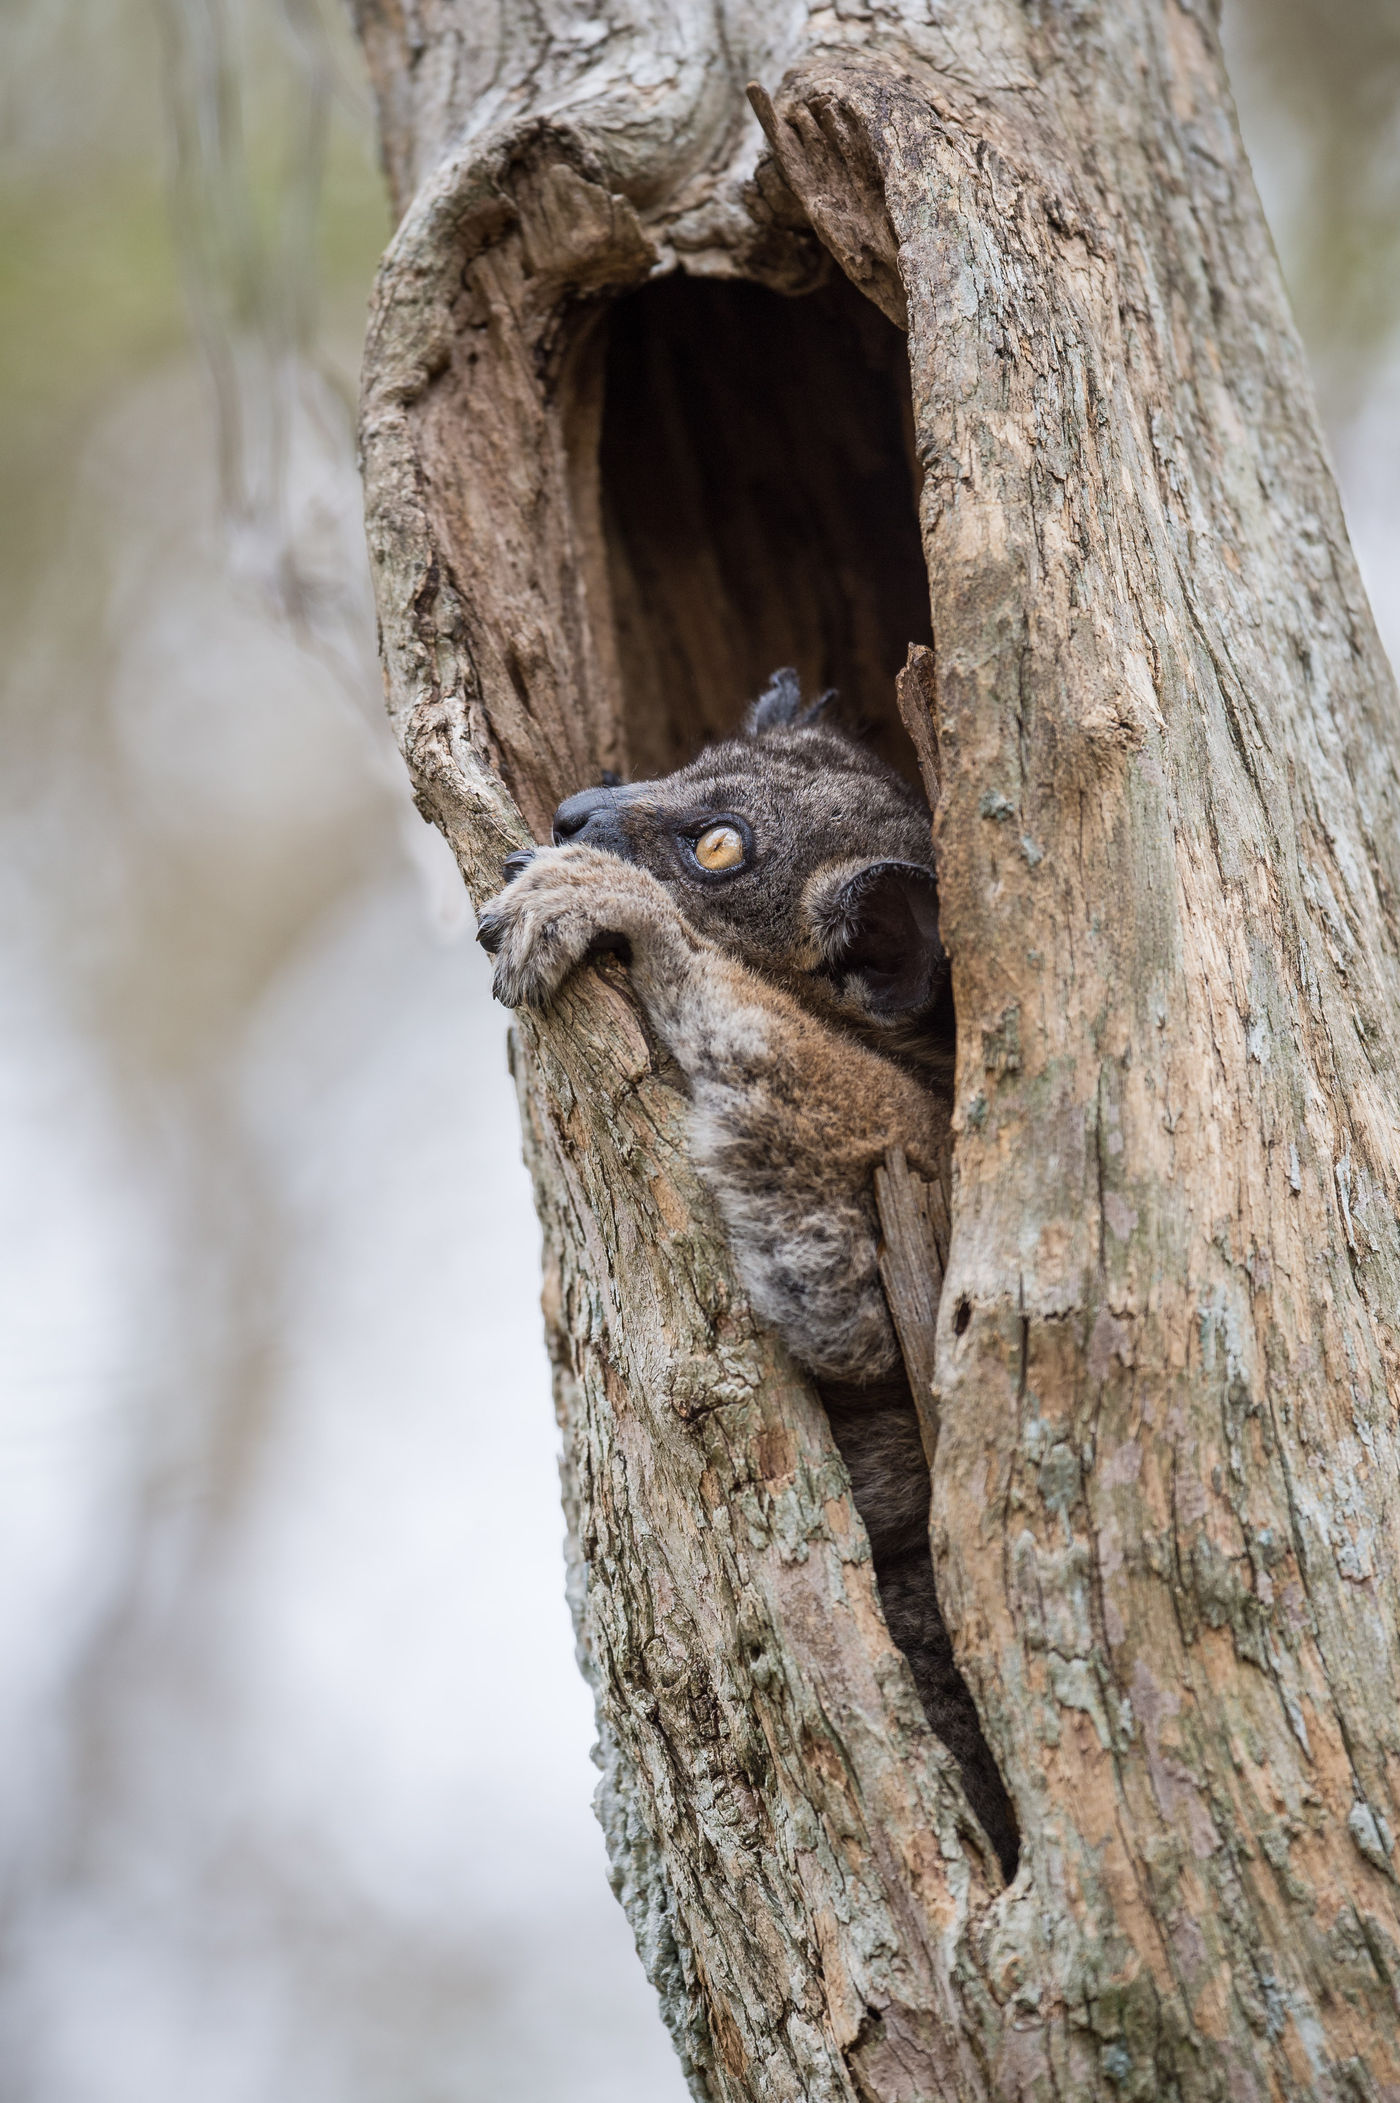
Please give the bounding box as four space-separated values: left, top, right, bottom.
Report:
476 843 672 1008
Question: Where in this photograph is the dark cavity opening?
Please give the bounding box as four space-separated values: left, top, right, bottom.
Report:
597 272 931 780
593 266 1019 1884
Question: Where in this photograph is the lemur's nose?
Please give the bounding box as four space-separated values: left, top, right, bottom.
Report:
552 785 629 851
552 788 605 841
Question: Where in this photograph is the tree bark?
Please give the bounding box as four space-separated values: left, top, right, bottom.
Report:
353 3 1400 2095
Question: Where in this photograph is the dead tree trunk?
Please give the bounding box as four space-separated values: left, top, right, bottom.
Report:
353 4 1400 2094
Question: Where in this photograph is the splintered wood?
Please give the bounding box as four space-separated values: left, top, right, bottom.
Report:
874 1144 949 1463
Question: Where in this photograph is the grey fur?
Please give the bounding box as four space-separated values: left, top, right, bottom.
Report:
478 682 1019 1879
746 664 834 734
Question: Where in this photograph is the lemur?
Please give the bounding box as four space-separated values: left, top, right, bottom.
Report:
478 669 1018 1879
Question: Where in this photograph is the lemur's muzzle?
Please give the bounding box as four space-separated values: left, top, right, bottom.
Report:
551 784 640 857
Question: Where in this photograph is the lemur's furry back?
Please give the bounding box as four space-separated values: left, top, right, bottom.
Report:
478 669 1018 1880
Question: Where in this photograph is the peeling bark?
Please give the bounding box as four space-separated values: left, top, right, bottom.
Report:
355 3 1400 2095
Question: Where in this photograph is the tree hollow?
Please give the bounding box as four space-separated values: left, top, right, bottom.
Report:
592 271 930 778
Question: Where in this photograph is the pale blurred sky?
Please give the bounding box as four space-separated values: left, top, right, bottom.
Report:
0 5 1395 2101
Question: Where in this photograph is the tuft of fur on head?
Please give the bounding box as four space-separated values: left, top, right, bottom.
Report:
746 666 836 735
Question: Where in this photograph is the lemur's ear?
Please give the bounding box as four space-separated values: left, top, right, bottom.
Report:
747 667 837 735
812 859 946 1016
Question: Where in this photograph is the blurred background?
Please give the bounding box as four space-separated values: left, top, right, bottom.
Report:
0 4 1395 2099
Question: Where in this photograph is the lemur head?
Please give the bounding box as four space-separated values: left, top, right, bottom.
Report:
530 669 947 1049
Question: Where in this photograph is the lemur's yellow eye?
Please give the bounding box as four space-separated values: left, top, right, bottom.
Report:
694 824 746 871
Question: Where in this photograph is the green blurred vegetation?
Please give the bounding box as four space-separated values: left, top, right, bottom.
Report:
0 0 386 635
0 0 394 1110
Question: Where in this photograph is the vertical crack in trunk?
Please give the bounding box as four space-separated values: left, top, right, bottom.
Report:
594 271 1020 1879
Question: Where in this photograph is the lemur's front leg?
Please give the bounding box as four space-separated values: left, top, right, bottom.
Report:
478 845 946 1383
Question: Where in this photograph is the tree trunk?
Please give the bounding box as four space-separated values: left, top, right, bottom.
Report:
353 3 1400 2095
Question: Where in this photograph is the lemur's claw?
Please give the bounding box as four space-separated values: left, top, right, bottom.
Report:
477 850 538 959
474 842 665 1009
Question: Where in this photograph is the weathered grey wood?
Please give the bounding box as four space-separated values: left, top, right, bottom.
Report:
874 1145 944 1459
355 2 1400 2094
894 642 943 813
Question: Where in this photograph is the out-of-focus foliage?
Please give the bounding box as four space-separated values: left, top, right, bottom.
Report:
0 6 686 2099
155 0 386 664
1227 0 1400 421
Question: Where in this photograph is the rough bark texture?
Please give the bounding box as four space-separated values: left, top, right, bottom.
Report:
354 3 1400 2096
